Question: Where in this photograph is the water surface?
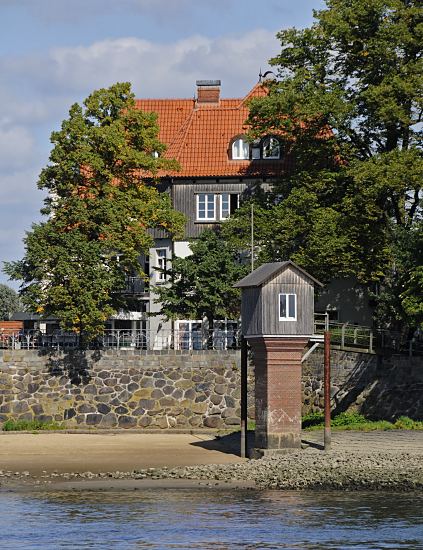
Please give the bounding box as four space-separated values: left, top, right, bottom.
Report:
0 489 422 549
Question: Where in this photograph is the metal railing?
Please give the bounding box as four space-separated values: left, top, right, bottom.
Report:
0 328 241 352
313 317 423 356
1 317 421 356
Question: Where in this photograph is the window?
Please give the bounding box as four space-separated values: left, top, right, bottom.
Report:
196 193 216 221
176 321 202 350
279 293 297 321
262 136 280 159
231 137 249 160
220 193 239 219
156 249 167 281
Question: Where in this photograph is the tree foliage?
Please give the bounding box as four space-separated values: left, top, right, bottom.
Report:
153 229 248 328
225 0 422 328
0 284 22 321
4 82 185 339
374 224 423 330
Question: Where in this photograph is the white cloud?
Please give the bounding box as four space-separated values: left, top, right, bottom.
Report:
43 30 278 97
1 30 278 99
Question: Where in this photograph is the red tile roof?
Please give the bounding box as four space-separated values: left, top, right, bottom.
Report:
135 83 288 178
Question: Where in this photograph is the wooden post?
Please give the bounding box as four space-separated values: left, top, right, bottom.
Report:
324 331 331 451
240 336 248 458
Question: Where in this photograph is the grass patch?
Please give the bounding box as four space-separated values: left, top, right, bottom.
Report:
302 412 423 431
2 419 65 432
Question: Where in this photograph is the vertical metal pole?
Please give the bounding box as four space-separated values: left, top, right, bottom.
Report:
251 203 254 272
324 331 331 451
240 336 248 458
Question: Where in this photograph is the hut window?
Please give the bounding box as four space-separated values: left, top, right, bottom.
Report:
279 293 297 321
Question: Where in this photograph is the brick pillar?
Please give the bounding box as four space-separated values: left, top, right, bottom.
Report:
249 337 308 450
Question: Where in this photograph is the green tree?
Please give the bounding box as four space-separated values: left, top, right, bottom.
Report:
226 0 422 326
4 82 185 340
0 284 22 321
153 229 248 333
374 222 423 331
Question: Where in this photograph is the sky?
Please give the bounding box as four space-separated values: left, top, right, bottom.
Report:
0 0 325 289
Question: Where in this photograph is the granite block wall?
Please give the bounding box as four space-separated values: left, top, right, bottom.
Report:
302 348 423 420
0 348 421 430
0 350 255 429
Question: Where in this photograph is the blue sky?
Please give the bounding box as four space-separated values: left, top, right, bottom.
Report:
0 0 324 288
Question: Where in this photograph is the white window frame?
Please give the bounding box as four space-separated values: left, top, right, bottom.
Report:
156 248 167 282
279 293 297 321
231 137 249 160
220 193 239 220
196 193 216 221
262 136 280 159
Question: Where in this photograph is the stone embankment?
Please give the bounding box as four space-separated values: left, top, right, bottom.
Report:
0 350 254 430
2 449 422 491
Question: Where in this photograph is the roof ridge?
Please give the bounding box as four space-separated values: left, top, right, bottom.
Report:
136 98 195 103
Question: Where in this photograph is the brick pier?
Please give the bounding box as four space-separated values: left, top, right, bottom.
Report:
249 337 308 450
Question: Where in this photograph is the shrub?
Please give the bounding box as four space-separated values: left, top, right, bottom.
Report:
2 419 65 431
302 411 325 428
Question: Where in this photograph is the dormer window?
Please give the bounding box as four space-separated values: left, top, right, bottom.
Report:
262 136 280 159
231 137 249 160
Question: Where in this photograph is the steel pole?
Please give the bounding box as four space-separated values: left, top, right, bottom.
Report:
251 203 254 272
324 331 331 451
240 336 248 458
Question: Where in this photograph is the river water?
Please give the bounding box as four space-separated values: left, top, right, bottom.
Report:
0 488 422 549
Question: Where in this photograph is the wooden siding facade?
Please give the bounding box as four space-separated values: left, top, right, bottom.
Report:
172 178 270 239
241 265 315 337
241 287 262 336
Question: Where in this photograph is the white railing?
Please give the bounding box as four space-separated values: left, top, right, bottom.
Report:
1 319 421 356
0 328 241 352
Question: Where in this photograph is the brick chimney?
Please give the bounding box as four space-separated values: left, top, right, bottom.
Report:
196 80 221 106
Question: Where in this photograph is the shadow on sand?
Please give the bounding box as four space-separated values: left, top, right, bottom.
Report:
191 431 326 456
189 431 256 457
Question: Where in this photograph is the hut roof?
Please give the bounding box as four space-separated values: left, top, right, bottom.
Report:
234 261 323 288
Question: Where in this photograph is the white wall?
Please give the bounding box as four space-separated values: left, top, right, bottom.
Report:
174 241 192 259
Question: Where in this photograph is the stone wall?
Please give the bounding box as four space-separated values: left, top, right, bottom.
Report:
302 348 423 420
0 350 254 430
0 348 421 430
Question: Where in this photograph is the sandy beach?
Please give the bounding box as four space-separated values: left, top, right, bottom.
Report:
0 431 244 475
0 430 422 491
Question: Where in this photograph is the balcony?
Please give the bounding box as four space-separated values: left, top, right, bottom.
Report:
116 276 149 296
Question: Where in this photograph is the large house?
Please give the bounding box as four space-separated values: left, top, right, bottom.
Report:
12 79 373 343
110 79 289 347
